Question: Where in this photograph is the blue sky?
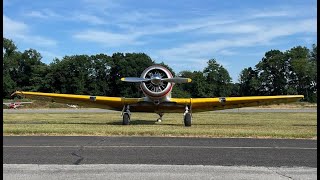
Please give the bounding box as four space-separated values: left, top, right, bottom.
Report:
4 0 317 82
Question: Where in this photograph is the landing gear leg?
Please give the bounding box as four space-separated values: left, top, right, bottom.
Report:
122 105 131 125
183 105 192 127
156 113 164 122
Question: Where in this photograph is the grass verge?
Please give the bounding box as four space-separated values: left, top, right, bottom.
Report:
3 112 317 139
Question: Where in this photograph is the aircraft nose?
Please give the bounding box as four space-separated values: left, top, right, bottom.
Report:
151 76 161 85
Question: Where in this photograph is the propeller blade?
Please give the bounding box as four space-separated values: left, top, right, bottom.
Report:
121 77 151 82
162 77 192 83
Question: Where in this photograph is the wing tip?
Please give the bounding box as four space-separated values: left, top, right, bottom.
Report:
11 91 19 97
11 90 25 97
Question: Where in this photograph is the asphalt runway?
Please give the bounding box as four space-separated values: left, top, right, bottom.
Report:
3 136 317 179
3 136 317 167
4 108 317 179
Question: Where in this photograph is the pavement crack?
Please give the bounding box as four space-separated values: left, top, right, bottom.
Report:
71 146 84 165
70 138 107 165
267 167 293 179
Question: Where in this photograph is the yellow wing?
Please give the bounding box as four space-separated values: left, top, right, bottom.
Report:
13 91 304 113
12 91 143 111
170 95 304 112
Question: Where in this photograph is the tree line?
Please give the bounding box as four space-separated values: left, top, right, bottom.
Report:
3 37 317 102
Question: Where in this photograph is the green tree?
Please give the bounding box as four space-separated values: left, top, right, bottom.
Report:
20 49 49 92
3 38 20 98
87 54 113 95
46 55 92 94
203 59 232 97
286 46 316 102
178 70 208 97
239 67 260 96
255 50 288 95
309 44 317 102
230 83 240 96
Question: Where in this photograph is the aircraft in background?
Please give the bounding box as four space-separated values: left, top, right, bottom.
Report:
67 104 79 108
13 65 304 126
3 101 33 109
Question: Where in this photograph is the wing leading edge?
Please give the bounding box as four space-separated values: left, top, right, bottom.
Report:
12 91 304 113
170 95 304 112
12 91 143 111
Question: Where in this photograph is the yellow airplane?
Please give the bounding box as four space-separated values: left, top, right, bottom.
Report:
12 65 304 126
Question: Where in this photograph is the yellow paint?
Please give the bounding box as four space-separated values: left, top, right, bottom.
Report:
13 91 304 113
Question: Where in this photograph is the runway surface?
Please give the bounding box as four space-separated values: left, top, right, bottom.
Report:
3 107 317 113
4 136 317 179
4 136 316 167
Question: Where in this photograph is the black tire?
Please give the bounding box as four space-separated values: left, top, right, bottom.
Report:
122 113 130 125
184 113 192 127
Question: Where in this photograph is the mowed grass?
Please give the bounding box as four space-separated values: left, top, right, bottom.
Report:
3 112 317 139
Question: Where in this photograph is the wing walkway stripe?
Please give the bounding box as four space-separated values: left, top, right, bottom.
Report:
3 145 316 150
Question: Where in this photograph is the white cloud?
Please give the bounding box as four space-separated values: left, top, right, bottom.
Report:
73 29 141 46
28 36 57 46
38 50 62 64
81 0 120 11
153 18 317 72
25 9 61 19
254 18 317 42
3 15 28 35
25 9 106 26
26 11 48 18
72 14 107 25
3 15 57 47
200 24 261 34
251 11 291 18
219 49 237 56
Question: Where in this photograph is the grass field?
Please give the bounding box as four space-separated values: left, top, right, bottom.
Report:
3 112 317 139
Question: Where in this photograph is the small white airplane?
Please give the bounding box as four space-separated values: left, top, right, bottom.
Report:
13 65 304 126
3 101 33 109
67 104 79 108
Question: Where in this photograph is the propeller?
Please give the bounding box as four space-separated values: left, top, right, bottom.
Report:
162 77 192 83
120 77 151 83
121 77 192 84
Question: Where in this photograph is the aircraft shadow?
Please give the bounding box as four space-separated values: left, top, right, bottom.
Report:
4 121 107 125
4 120 158 126
106 120 157 125
193 123 264 126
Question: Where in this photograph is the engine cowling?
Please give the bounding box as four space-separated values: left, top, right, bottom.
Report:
140 65 173 99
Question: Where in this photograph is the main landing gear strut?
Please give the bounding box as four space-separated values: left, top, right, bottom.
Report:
156 113 164 122
121 105 192 126
122 105 131 125
183 105 192 127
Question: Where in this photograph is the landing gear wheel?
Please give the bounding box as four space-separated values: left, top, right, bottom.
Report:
184 113 192 127
122 113 130 125
156 113 164 123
